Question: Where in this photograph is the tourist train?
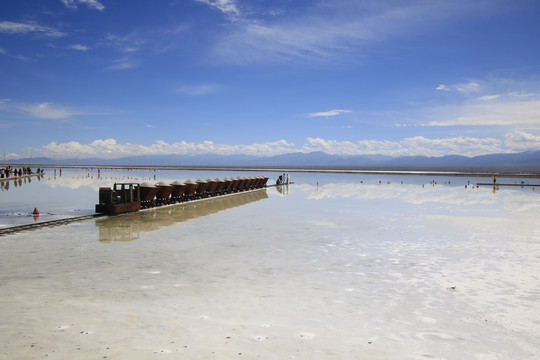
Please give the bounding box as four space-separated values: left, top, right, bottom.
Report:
95 176 269 215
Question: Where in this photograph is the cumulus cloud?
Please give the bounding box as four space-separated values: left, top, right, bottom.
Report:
308 109 352 118
505 131 540 152
60 0 105 11
400 136 501 156
0 21 66 37
4 153 21 160
28 131 540 160
303 136 503 157
37 139 296 159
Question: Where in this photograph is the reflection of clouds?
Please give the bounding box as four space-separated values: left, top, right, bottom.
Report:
501 192 540 212
47 176 105 191
299 183 540 212
426 215 535 227
307 220 347 229
44 172 158 191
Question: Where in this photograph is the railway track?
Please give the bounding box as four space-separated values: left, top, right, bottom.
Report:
1 179 283 237
0 214 107 237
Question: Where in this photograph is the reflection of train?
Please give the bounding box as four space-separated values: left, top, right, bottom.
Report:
95 176 269 215
95 188 269 242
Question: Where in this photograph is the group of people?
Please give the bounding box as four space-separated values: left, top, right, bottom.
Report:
0 166 44 179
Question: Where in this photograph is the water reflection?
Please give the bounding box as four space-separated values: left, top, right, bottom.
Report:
275 183 290 196
0 174 44 192
295 181 540 217
45 168 157 191
95 189 268 242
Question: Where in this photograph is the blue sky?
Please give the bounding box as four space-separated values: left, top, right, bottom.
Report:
1 0 540 160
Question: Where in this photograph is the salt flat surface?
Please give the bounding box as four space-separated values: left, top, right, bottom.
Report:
1 170 539 359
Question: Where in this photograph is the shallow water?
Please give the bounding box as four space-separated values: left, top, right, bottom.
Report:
1 169 539 359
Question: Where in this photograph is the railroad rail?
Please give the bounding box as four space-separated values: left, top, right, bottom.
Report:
0 214 106 237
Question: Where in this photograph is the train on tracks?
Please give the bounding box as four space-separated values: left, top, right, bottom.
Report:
95 176 270 215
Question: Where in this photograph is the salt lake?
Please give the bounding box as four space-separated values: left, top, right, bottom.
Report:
1 168 539 359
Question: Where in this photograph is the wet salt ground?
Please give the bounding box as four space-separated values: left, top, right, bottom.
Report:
1 172 540 359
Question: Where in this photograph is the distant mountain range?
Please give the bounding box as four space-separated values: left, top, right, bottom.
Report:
6 150 540 173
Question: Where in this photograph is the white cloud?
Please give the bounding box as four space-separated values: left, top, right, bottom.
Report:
37 139 296 159
0 47 31 62
27 102 75 119
436 84 450 91
215 15 374 63
435 81 483 94
60 0 105 11
105 57 141 71
456 81 482 94
210 1 483 64
400 136 501 156
0 100 80 120
4 153 20 160
308 109 352 118
418 77 540 128
425 98 540 127
103 26 190 57
69 44 90 51
15 54 31 62
176 84 222 96
476 94 500 101
303 136 503 157
505 131 540 152
105 33 145 53
195 0 239 16
27 131 540 160
0 21 66 37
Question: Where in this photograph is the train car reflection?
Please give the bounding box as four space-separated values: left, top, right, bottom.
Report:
95 189 268 242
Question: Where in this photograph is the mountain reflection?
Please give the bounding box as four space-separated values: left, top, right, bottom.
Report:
95 189 268 242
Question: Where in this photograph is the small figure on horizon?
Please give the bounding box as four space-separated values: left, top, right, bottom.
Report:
493 175 497 184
